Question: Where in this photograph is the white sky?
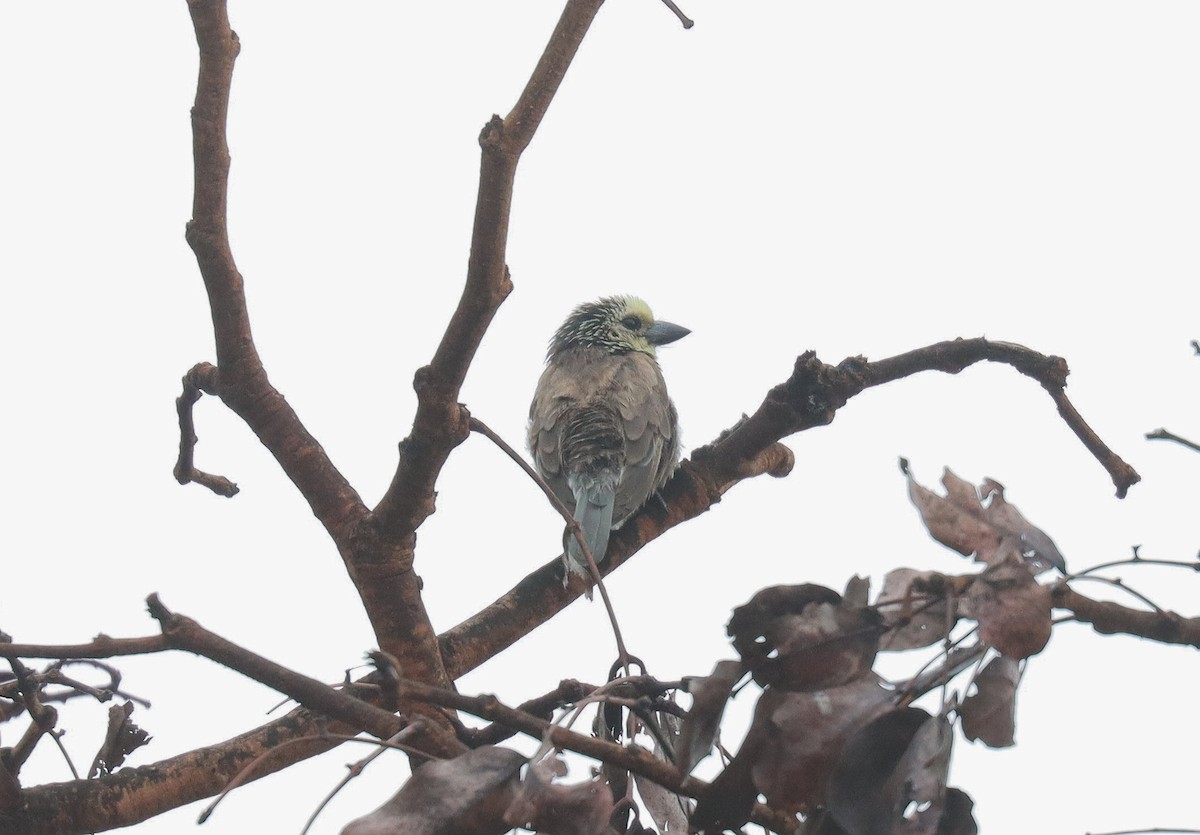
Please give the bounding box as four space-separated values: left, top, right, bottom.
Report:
2 2 1198 833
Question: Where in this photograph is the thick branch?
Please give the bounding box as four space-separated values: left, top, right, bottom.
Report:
183 0 365 540
358 0 606 688
441 339 1138 677
146 595 463 759
371 0 606 540
6 705 335 834
1053 585 1200 648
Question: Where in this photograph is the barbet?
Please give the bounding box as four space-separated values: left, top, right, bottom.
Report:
528 296 689 595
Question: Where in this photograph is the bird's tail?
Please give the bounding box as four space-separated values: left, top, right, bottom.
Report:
566 487 615 601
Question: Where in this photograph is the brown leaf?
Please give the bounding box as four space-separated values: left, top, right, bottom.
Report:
728 585 882 691
691 737 760 833
504 754 614 835
749 674 895 813
905 466 1066 572
88 702 151 778
959 655 1020 748
766 605 884 691
936 788 979 835
876 568 958 650
676 659 743 774
341 746 525 835
826 709 952 835
728 584 843 685
961 555 1053 659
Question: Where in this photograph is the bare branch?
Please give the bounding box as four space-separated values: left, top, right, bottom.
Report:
459 678 596 748
173 362 238 496
145 594 463 759
0 634 169 660
442 339 1136 677
372 0 606 540
388 677 797 834
1146 428 1200 454
470 416 631 659
182 0 366 539
1052 585 1200 648
2 660 58 777
354 0 606 690
12 705 339 834
707 340 1139 498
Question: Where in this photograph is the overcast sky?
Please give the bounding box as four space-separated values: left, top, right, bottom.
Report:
3 2 1198 833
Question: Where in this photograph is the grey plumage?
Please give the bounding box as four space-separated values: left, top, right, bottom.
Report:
528 296 688 596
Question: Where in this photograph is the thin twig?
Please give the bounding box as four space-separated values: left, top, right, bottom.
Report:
658 0 694 28
1070 556 1200 579
299 728 420 835
1087 829 1200 835
0 634 170 660
1146 428 1200 454
198 731 436 824
173 362 238 497
1064 576 1166 615
469 417 631 668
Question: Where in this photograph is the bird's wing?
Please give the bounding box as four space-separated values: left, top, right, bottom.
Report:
528 362 577 508
611 354 679 523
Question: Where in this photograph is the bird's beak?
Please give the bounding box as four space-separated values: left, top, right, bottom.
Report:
645 320 690 346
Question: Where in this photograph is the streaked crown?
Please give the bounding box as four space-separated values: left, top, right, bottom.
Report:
550 296 672 358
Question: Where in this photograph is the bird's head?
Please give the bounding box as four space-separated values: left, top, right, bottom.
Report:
550 295 690 359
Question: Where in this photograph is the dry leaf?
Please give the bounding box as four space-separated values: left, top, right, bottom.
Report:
728 584 844 686
959 655 1020 747
826 710 952 835
88 702 151 777
962 555 1053 659
750 674 895 813
504 754 614 835
728 585 881 691
937 788 979 835
876 568 958 650
905 465 1066 573
765 605 883 691
342 746 525 835
635 722 693 833
677 659 742 774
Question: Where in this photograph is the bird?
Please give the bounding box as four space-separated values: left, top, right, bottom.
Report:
528 295 689 597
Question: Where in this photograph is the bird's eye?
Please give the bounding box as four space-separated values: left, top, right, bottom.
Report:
621 316 641 330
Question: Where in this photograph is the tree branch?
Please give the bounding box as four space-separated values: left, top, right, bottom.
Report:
354 0 607 689
371 0 606 541
388 677 797 834
145 595 463 759
1146 428 1200 454
0 635 169 660
172 362 238 497
7 705 337 834
440 339 1139 678
182 0 366 540
1052 585 1200 648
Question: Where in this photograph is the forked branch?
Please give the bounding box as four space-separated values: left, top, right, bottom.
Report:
372 0 607 540
182 0 365 540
